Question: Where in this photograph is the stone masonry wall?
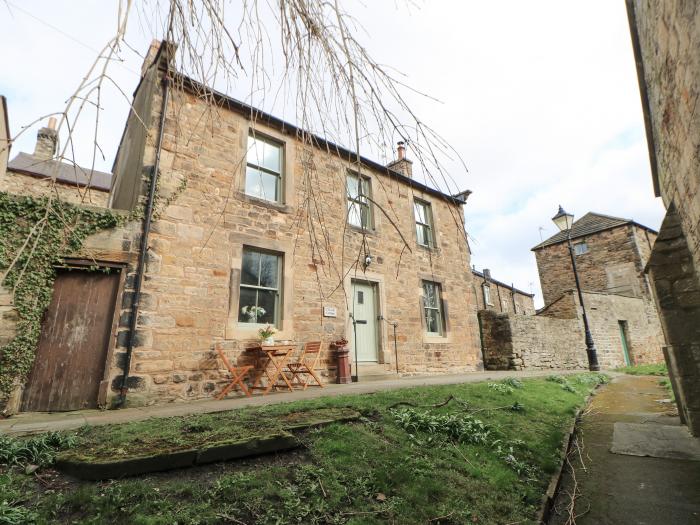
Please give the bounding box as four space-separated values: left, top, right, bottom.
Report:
0 170 110 207
101 73 482 405
629 0 700 435
479 309 586 371
471 272 535 315
480 289 664 371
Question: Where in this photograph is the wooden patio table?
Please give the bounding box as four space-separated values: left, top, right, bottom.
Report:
246 344 297 395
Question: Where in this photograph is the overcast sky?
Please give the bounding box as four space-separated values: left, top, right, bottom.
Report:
0 1 666 307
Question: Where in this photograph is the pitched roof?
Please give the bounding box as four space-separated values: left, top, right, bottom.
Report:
7 152 112 191
531 211 657 250
471 268 534 297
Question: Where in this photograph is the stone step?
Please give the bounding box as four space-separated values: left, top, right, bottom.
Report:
354 363 398 382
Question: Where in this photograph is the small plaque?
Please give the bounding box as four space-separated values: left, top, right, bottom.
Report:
323 306 337 318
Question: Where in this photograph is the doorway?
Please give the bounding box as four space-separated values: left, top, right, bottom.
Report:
618 320 632 366
21 268 120 412
351 280 379 362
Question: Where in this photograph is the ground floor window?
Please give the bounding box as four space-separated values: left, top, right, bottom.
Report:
239 247 282 327
422 280 444 336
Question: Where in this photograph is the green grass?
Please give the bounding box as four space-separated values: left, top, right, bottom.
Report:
615 362 668 376
0 374 606 525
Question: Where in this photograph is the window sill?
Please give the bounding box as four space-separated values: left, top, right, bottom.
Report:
239 192 292 213
423 334 450 344
346 224 376 236
416 242 439 253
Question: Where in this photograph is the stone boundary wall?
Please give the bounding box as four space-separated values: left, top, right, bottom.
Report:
479 310 586 371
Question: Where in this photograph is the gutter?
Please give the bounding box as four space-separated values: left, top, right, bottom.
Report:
117 73 171 406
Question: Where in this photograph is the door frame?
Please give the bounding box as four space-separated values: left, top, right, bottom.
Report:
350 279 380 363
346 271 388 365
51 258 126 408
618 320 632 366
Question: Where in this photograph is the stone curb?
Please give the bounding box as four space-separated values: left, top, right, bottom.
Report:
54 410 362 480
535 382 604 524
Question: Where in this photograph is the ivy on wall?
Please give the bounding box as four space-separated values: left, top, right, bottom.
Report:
0 192 124 400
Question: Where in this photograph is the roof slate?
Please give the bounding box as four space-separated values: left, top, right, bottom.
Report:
7 152 112 191
531 212 652 250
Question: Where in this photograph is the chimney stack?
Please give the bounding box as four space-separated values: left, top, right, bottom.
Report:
386 141 413 178
483 268 491 281
33 118 57 160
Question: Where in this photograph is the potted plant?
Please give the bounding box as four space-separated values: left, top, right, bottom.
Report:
332 337 349 350
241 305 266 323
259 325 276 345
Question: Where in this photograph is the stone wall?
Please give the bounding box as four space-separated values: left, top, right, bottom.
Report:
479 309 586 371
628 0 700 435
480 290 664 371
0 170 109 207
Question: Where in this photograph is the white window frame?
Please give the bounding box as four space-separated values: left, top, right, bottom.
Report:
414 199 434 248
238 247 283 328
422 280 444 336
346 171 373 230
574 241 589 256
245 133 284 203
483 284 493 306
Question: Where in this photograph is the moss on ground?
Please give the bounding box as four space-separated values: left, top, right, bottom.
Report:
1 374 606 525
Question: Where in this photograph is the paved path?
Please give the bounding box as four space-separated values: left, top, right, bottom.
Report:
549 374 700 525
0 369 576 436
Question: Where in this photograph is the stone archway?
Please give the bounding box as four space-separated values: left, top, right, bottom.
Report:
646 204 700 436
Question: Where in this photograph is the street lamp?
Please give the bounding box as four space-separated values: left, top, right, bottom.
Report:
552 206 600 371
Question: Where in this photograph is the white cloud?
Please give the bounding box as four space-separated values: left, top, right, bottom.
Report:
0 1 665 307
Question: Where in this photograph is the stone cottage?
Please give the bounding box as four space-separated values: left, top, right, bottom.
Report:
0 41 483 412
471 267 535 315
627 0 700 435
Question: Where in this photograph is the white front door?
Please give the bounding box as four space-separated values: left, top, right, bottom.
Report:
351 280 379 362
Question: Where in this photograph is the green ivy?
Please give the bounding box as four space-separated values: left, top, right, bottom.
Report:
0 192 124 400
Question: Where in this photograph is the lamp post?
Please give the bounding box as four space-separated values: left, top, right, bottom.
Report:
552 206 600 371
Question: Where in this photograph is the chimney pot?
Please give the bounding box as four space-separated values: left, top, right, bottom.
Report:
48 117 57 130
397 141 405 160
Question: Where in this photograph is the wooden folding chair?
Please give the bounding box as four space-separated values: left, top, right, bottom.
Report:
215 347 253 399
286 341 324 390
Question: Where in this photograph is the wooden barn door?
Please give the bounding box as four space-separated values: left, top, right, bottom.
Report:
21 268 120 412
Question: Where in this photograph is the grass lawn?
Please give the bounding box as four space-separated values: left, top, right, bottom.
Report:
615 363 668 376
1 373 607 525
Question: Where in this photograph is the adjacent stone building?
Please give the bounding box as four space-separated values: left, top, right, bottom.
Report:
0 42 483 412
0 115 111 206
471 268 535 315
627 0 700 435
479 212 665 371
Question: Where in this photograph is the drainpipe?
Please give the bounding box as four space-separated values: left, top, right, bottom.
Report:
117 74 171 406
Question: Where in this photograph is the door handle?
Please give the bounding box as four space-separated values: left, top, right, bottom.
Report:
355 320 367 324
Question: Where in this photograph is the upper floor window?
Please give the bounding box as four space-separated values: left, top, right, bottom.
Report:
245 134 283 203
414 199 434 247
422 280 444 336
574 242 589 256
483 284 493 306
347 172 373 229
239 247 282 327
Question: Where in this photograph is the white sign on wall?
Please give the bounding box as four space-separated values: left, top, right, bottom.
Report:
323 306 337 318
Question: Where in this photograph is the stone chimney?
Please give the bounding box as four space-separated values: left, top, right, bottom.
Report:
483 268 492 281
33 117 57 160
386 141 413 178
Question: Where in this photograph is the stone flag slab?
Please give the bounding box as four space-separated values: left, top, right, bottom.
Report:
611 422 700 461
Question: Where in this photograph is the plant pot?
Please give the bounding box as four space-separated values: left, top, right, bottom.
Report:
263 337 275 346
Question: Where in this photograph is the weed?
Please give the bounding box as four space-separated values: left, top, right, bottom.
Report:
488 382 514 394
502 377 524 389
616 363 667 376
547 375 567 384
0 431 76 467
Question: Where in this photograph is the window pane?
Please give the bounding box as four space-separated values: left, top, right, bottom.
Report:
262 141 281 173
423 282 439 308
360 178 371 197
425 309 440 334
348 202 362 227
346 175 359 199
241 249 261 285
259 252 279 288
247 136 265 167
245 167 278 202
417 224 428 246
414 202 426 224
360 204 371 228
256 289 278 325
238 287 259 323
